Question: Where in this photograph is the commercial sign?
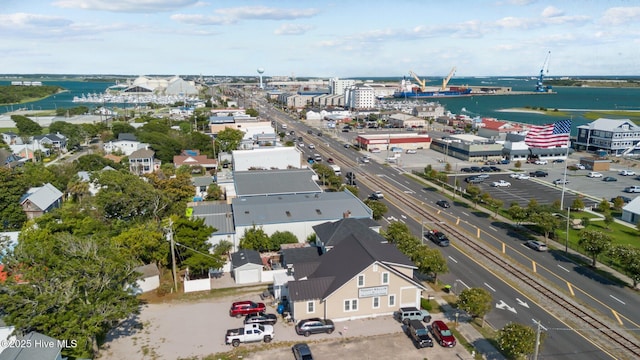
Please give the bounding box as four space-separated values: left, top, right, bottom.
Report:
358 286 388 298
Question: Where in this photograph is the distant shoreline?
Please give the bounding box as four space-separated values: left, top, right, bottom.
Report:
496 108 545 114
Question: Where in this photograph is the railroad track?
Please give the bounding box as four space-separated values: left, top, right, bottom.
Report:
306 138 640 359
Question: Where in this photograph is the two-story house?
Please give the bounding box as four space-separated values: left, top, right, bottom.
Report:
103 133 150 156
129 149 160 175
19 183 63 220
32 133 67 152
575 118 640 156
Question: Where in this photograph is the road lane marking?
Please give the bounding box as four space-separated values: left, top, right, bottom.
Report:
457 279 471 289
557 265 570 272
610 295 626 305
612 310 623 326
532 261 537 273
567 282 575 296
461 212 470 217
484 282 496 292
489 226 497 232
448 256 458 264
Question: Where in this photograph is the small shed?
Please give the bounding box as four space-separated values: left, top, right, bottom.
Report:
231 249 263 284
134 263 160 293
621 197 640 224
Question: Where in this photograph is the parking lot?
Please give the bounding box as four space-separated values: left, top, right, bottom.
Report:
99 291 465 360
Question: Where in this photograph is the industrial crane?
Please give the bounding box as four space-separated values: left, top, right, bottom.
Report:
408 70 427 92
442 67 457 91
535 51 552 92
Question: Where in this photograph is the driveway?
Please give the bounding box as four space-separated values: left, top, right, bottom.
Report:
98 292 464 360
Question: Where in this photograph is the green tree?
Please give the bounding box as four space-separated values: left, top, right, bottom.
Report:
611 196 625 210
145 172 193 215
239 225 271 251
74 153 121 171
112 221 169 268
11 114 42 136
487 197 504 218
465 184 481 208
603 212 614 229
111 122 137 139
246 108 259 117
496 323 539 360
173 217 220 276
507 204 528 226
215 128 244 154
457 288 492 325
270 231 298 249
514 160 522 169
597 198 610 213
571 197 585 211
414 246 448 283
0 230 140 358
207 183 224 200
339 184 359 197
530 211 559 240
578 229 612 267
364 199 388 220
608 245 640 287
384 221 412 243
0 168 28 229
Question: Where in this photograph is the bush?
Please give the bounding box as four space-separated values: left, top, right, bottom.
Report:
420 297 433 311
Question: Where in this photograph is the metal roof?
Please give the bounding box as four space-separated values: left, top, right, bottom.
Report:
20 183 63 210
312 218 381 248
231 249 262 267
281 246 322 267
190 202 235 234
232 190 372 226
191 176 214 187
234 169 322 197
577 118 640 132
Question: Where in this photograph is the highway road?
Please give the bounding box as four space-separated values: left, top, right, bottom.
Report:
255 98 639 359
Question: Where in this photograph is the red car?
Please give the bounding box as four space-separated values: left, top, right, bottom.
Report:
229 301 266 318
430 320 456 347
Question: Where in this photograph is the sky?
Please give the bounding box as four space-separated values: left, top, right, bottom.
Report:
1 0 639 78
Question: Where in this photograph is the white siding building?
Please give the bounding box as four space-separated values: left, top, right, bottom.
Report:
232 147 302 171
346 85 376 110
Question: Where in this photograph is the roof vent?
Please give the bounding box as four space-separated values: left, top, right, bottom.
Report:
244 210 250 214
286 211 291 217
316 209 322 215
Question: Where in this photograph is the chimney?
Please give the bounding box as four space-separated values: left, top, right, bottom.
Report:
343 210 351 218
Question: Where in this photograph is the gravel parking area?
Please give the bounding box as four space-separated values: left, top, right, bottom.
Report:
98 292 463 360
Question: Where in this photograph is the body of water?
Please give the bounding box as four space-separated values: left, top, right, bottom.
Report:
2 78 639 133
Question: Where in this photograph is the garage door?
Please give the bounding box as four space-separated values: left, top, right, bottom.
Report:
237 268 260 284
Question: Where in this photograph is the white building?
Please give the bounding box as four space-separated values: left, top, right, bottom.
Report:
345 85 376 110
232 147 302 171
329 78 356 96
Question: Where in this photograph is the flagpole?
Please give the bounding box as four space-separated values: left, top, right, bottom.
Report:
559 116 572 211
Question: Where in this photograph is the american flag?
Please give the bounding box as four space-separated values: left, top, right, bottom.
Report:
525 119 571 148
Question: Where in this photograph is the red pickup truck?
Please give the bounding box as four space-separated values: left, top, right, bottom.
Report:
229 301 266 318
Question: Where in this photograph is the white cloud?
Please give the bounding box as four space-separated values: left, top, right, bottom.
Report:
601 7 640 25
170 14 233 25
215 6 320 20
541 6 564 18
53 0 198 13
274 24 314 35
0 13 72 28
495 16 537 29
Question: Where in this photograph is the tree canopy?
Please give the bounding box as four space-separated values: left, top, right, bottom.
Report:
578 229 612 267
457 288 493 320
11 115 42 136
496 322 541 360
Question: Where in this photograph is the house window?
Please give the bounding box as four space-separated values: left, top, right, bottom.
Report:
372 297 380 309
357 274 365 287
307 301 315 313
344 299 358 312
381 272 389 285
388 294 396 307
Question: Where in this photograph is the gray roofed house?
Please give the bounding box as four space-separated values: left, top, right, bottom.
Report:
133 263 160 293
0 331 63 360
118 132 138 141
234 169 322 197
230 249 264 284
129 148 160 175
232 190 372 244
32 133 67 151
190 202 237 250
281 246 322 267
191 176 215 199
575 118 640 155
0 149 24 169
287 230 425 322
312 217 382 252
19 183 63 220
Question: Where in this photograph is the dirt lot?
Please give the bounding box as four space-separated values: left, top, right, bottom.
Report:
97 292 465 360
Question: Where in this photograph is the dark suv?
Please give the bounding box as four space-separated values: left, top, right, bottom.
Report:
425 230 450 247
529 170 548 177
295 318 335 337
406 320 434 348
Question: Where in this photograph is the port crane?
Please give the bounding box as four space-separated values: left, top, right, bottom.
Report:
535 51 552 92
408 70 427 92
442 67 456 90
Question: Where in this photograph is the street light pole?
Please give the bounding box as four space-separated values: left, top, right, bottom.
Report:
565 206 571 254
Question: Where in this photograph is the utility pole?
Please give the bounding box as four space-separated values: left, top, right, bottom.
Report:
166 219 178 293
533 319 543 360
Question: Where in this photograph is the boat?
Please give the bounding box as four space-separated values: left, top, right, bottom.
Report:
392 86 472 98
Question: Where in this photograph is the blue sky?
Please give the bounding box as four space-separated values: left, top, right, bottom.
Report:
1 0 639 77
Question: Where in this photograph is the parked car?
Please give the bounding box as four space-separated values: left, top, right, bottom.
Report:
360 156 370 163
298 142 305 148
308 144 315 149
480 166 493 172
465 176 484 184
327 158 334 164
624 185 640 193
307 129 313 134
406 319 434 348
476 173 490 179
406 149 417 154
485 160 497 165
620 170 636 176
436 200 451 208
292 343 314 360
491 180 511 187
510 173 521 178
370 191 384 200
370 148 381 153
575 163 586 170
225 323 274 347
602 176 617 182
529 170 548 177
316 132 323 137
587 172 603 178
525 240 548 252
343 143 351 148
470 166 482 172
394 307 432 324
516 174 530 180
489 166 501 172
460 167 472 173
425 230 450 247
244 313 278 326
295 318 335 337
552 159 565 163
229 301 266 318
553 178 569 185
500 159 511 164
534 159 548 165
430 320 456 347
